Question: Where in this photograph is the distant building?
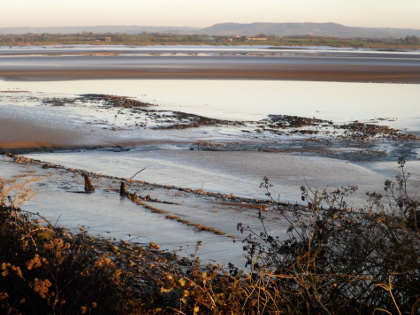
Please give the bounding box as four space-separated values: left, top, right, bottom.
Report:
247 37 268 41
229 35 246 42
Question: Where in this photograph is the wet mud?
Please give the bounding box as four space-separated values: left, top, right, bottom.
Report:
1 92 419 163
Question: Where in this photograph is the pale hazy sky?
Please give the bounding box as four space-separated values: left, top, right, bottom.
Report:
2 0 420 29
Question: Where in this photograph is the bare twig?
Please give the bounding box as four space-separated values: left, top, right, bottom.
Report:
130 168 147 180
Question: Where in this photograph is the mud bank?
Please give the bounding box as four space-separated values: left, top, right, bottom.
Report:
3 66 420 83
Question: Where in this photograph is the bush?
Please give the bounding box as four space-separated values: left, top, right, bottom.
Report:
239 158 420 314
0 206 141 314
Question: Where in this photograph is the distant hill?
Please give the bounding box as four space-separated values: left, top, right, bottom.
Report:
1 23 420 39
200 22 420 39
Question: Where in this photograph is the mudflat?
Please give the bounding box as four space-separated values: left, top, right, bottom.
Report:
2 65 420 83
0 117 85 150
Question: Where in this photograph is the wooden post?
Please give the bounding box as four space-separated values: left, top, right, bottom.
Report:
120 182 127 196
82 173 95 193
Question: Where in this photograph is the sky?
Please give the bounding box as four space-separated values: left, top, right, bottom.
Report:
2 0 420 29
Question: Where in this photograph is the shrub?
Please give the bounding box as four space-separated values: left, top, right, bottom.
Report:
0 206 141 314
239 158 420 314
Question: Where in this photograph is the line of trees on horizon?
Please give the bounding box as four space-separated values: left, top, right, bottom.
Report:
0 32 419 48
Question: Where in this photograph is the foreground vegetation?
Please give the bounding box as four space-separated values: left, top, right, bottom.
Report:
1 33 420 50
0 158 419 314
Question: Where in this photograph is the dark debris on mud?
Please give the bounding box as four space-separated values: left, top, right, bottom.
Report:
263 114 332 129
80 94 156 108
78 94 242 130
151 110 244 130
339 121 419 141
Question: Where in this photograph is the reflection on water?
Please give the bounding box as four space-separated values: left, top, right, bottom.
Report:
1 79 420 130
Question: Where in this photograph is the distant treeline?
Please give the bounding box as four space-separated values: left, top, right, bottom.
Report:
1 32 420 49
